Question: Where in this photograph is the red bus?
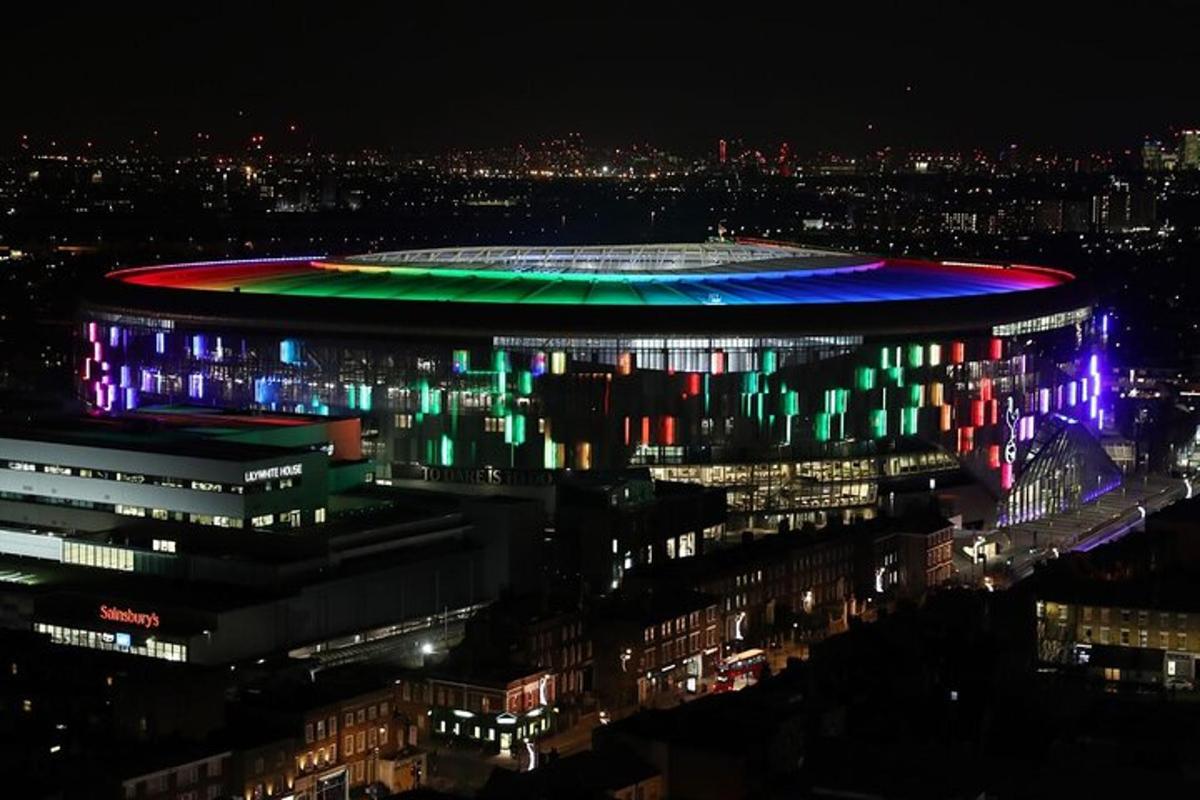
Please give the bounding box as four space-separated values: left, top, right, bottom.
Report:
712 648 768 693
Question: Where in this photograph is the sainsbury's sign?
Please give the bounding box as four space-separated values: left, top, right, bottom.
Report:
99 604 160 629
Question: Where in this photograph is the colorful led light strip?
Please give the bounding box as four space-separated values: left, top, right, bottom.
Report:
110 251 1071 307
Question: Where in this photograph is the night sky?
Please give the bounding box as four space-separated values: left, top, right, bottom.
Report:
5 2 1200 154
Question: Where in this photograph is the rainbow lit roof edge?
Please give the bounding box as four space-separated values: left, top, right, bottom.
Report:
107 244 1073 308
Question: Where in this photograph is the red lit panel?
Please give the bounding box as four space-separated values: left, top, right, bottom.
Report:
971 400 985 427
662 416 677 446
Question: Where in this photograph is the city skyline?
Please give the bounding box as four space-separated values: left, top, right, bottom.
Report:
5 3 1200 153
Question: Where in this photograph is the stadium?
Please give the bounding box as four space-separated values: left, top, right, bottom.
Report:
81 240 1116 529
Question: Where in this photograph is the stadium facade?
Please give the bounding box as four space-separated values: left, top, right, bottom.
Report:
80 240 1114 528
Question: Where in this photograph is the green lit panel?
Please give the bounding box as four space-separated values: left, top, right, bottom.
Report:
386 275 475 301
814 412 831 442
380 274 490 302
505 414 526 445
782 390 799 416
869 409 888 439
517 371 533 395
762 350 778 374
544 438 560 469
520 280 592 305
855 367 876 391
320 271 400 298
834 388 850 414
453 276 548 303
583 280 645 305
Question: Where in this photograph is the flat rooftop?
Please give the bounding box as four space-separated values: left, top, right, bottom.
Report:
0 417 315 464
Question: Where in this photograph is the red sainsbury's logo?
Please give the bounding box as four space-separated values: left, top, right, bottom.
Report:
99 604 160 629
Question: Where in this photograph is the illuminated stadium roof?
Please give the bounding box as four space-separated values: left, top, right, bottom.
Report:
94 241 1086 336
343 241 855 273
109 242 1069 306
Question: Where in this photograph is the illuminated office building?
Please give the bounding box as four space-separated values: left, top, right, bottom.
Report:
0 411 540 665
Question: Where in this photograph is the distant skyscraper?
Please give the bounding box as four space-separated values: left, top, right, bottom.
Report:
942 211 978 233
1129 190 1157 229
1091 194 1112 232
1091 181 1132 232
1180 130 1200 170
718 139 728 165
1141 139 1165 172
